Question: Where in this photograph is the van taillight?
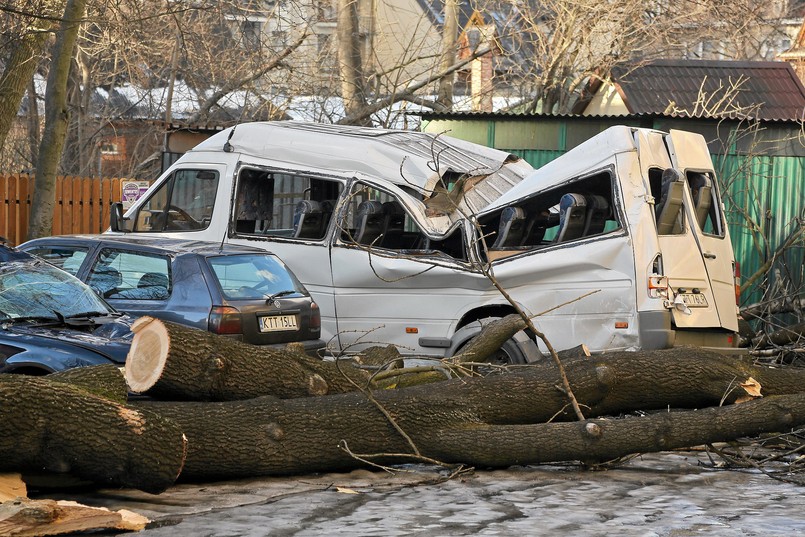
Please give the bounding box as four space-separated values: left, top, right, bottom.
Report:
733 261 741 305
309 302 321 331
209 306 242 334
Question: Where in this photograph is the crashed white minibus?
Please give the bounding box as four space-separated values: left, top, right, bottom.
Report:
109 122 741 362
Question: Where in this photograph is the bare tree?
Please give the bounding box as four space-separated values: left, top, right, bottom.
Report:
27 0 87 240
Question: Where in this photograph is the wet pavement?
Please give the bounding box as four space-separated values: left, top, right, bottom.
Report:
39 451 805 536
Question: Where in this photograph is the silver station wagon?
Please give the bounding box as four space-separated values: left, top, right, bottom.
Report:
19 236 324 354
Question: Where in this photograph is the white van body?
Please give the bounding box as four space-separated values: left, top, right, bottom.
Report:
109 122 740 360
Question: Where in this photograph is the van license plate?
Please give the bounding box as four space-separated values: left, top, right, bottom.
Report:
679 293 708 307
260 315 298 332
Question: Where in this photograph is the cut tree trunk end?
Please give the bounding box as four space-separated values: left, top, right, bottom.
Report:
126 316 370 400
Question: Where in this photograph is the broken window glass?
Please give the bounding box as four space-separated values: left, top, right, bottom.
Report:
479 170 622 261
685 171 725 238
232 169 342 239
341 183 466 260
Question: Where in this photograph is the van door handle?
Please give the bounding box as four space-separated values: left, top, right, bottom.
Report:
703 252 717 259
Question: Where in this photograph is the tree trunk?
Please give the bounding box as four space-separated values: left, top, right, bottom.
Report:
337 0 370 125
132 388 805 480
0 374 185 493
27 0 88 240
0 21 52 152
125 316 370 400
436 0 458 110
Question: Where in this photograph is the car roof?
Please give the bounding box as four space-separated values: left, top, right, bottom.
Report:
22 235 274 257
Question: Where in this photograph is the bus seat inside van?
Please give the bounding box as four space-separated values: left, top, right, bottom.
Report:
656 168 685 235
555 193 587 243
354 200 385 245
293 200 324 238
492 206 527 248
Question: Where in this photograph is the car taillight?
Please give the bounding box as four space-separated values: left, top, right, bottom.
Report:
309 302 321 331
209 306 242 334
733 261 741 305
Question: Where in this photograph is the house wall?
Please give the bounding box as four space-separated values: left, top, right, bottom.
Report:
583 83 630 116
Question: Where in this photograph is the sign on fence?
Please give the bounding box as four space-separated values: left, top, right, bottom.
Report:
121 180 150 210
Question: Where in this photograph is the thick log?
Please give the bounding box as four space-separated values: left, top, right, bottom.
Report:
135 388 805 479
0 375 185 493
127 348 805 479
47 363 128 404
125 317 370 400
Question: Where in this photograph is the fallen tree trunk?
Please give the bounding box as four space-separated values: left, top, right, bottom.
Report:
0 373 185 493
126 316 370 400
133 389 805 479
127 346 805 480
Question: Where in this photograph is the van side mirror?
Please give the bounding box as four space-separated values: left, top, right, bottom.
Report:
110 202 126 232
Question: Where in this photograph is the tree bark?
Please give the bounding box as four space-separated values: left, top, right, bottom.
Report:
0 374 185 493
125 317 370 400
0 19 52 152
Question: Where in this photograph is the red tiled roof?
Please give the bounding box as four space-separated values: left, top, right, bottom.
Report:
610 60 805 121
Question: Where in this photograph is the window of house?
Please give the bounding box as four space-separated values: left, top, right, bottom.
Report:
87 249 171 300
340 183 467 260
132 169 219 232
232 168 342 240
478 169 622 261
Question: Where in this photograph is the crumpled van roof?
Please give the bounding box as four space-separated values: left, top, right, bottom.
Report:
190 121 531 196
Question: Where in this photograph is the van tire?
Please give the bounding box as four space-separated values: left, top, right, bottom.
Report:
450 317 542 365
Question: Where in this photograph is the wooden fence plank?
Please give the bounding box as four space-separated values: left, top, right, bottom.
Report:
0 174 146 245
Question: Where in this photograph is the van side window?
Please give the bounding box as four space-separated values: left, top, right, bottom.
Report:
685 171 725 238
340 184 466 260
649 168 686 235
232 169 342 240
133 170 218 232
479 170 621 261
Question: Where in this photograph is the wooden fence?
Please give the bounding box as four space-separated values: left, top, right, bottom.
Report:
0 174 141 246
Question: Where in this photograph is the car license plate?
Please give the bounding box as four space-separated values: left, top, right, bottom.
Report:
260 314 299 332
679 293 708 307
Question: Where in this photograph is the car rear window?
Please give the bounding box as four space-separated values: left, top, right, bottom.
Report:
207 254 304 300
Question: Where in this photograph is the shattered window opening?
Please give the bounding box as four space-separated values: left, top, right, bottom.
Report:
341 183 467 260
479 170 622 261
685 171 725 238
232 168 342 239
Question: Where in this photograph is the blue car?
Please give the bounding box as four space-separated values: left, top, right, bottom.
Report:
0 245 132 374
19 236 324 354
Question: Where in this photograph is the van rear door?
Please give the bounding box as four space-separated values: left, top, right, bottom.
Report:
635 130 736 333
666 130 738 332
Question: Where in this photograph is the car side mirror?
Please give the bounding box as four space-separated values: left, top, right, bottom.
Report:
110 202 126 232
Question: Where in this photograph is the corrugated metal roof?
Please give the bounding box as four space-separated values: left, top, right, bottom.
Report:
611 60 805 121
